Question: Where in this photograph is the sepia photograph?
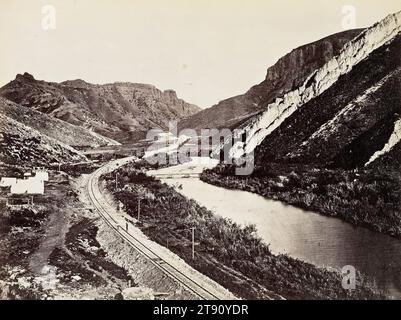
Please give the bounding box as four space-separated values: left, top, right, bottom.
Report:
0 0 401 310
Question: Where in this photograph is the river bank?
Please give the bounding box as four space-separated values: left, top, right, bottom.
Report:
201 164 401 238
102 160 382 300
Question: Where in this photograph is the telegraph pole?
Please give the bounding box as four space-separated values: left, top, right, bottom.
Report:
191 227 195 259
137 198 141 221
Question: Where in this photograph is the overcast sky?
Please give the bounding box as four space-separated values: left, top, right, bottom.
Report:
0 0 400 108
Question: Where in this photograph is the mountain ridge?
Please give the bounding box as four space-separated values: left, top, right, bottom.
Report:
201 11 401 239
178 29 363 132
221 11 401 160
0 74 201 143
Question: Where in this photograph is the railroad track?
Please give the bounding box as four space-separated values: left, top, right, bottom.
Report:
86 158 230 300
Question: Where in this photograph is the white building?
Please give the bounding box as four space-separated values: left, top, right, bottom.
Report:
35 170 49 182
0 177 17 187
0 170 49 195
10 177 44 194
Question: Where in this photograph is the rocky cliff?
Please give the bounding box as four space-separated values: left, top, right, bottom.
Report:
222 11 401 160
179 29 362 132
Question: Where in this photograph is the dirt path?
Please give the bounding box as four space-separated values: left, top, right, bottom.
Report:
28 206 69 275
28 173 71 276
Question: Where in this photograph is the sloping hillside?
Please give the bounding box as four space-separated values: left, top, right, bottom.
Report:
0 74 200 143
222 11 401 159
0 97 118 148
254 35 401 169
203 12 401 238
0 113 86 166
178 29 362 132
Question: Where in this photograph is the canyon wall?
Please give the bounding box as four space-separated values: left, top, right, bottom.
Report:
218 11 401 159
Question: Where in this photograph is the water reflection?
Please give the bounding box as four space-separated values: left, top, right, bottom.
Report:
159 177 401 298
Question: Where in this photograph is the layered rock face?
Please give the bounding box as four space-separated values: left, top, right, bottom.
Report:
222 11 401 160
369 136 401 172
179 29 362 132
0 75 200 143
367 119 401 166
251 32 401 170
287 67 401 169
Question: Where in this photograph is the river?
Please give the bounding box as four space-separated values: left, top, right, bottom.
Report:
149 158 401 298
